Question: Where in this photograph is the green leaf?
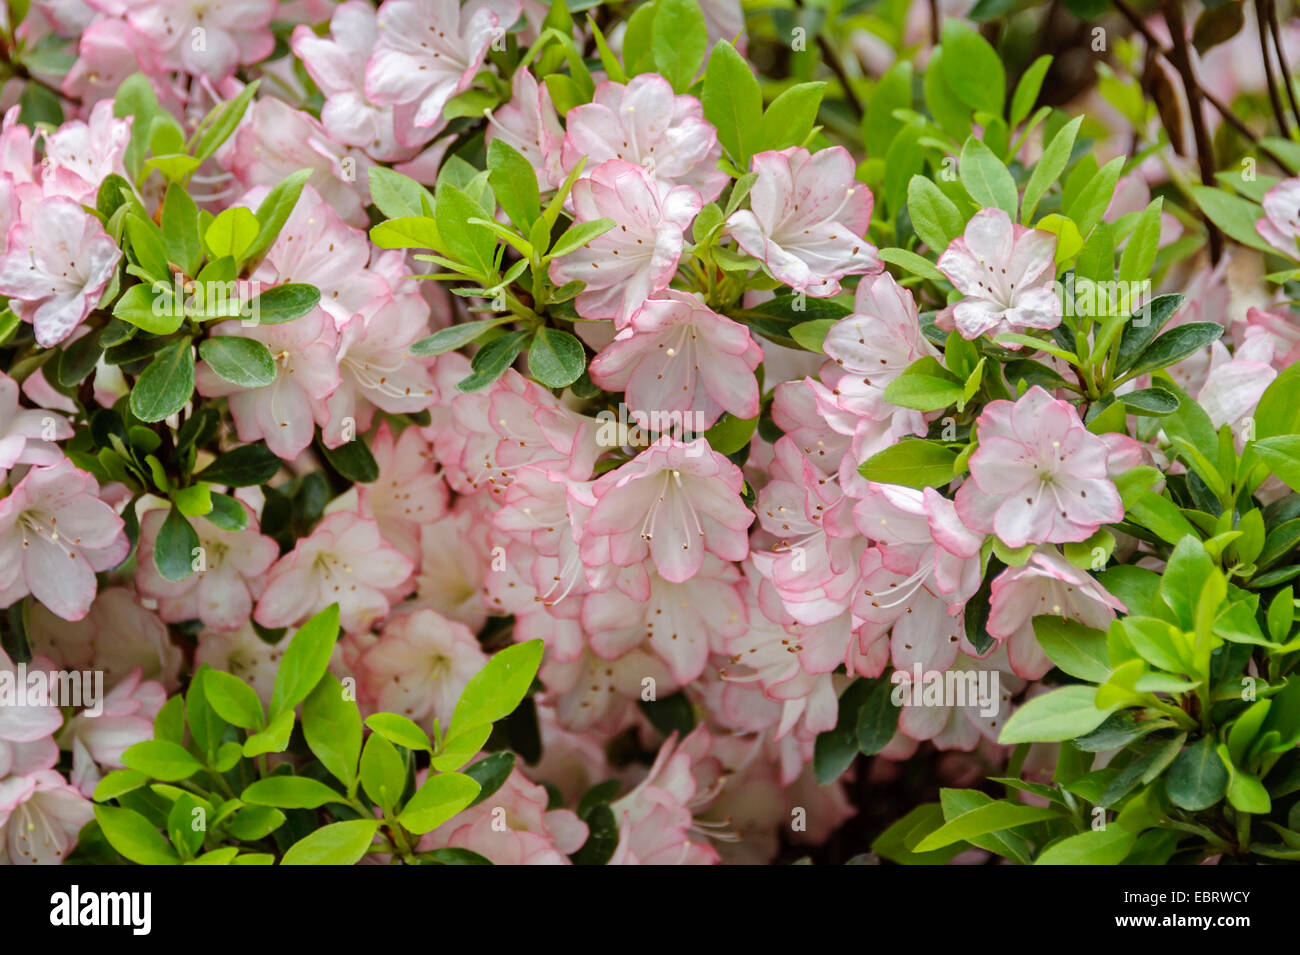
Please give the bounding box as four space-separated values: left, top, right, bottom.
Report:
856 679 899 756
1022 116 1082 224
204 207 260 261
549 218 616 258
527 326 586 388
437 185 497 281
112 282 181 335
360 733 406 812
1034 618 1111 682
464 752 517 806
191 80 259 163
960 137 1018 216
1190 186 1276 254
242 709 295 757
1165 735 1229 810
410 318 512 357
194 443 280 486
1065 155 1125 237
1118 197 1162 285
430 722 492 773
1114 294 1184 374
121 740 203 782
270 603 340 718
319 435 380 484
245 169 312 267
161 186 201 277
94 805 178 865
249 283 321 325
368 167 435 220
94 769 149 802
242 776 348 810
130 339 194 423
703 412 758 455
1254 361 1300 438
1035 826 1136 864
397 772 481 834
1256 436 1300 493
1121 387 1180 416
487 138 541 230
913 800 1060 852
450 640 544 734
883 373 964 412
186 667 226 764
858 440 957 489
124 213 171 282
651 0 708 93
303 674 362 788
281 819 380 865
154 505 199 583
759 83 825 152
204 670 265 730
940 20 1006 116
198 336 275 388
172 483 212 518
1122 323 1223 381
456 330 530 392
814 679 874 783
907 175 965 251
365 712 433 752
998 685 1117 743
702 40 762 168
1010 55 1052 127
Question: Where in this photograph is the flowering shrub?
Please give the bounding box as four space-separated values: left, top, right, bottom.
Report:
1 0 1300 868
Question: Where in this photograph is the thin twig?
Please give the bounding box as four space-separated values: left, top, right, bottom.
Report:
928 0 941 45
793 0 865 117
1112 0 1297 174
1265 0 1300 132
1162 0 1223 262
1257 0 1291 137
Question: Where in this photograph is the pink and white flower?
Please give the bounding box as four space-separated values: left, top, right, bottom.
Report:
0 196 120 347
548 160 701 327
562 75 728 202
255 510 414 632
0 461 128 621
726 146 880 296
588 290 762 428
955 386 1124 548
936 208 1061 341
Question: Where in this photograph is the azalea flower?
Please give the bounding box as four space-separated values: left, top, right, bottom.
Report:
955 386 1124 548
588 289 762 428
0 769 93 864
255 510 414 632
582 438 754 583
1257 177 1300 258
28 586 182 691
135 503 279 632
582 554 747 684
987 549 1126 679
40 100 131 199
365 0 522 131
0 370 71 482
194 622 290 706
323 297 438 448
0 196 120 347
936 208 1061 341
291 1 432 159
726 146 880 296
562 74 728 202
420 766 588 865
485 68 565 190
0 460 128 621
894 647 1024 750
354 608 486 731
547 160 701 327
543 646 676 732
126 0 277 81
195 309 340 462
356 421 449 564
0 649 61 781
63 669 166 796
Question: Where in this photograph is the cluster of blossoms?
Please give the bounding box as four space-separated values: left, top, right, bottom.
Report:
0 0 1298 869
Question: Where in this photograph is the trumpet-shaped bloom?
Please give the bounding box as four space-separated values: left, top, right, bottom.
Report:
582 438 753 583
562 75 728 202
936 208 1061 341
0 461 127 621
955 386 1123 548
548 160 701 327
588 290 762 428
0 197 120 347
726 146 879 296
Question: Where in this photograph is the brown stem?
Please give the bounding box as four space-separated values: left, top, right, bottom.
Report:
793 0 865 116
1257 0 1292 137
1111 0 1296 172
1265 0 1300 131
1162 0 1223 262
928 0 941 45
